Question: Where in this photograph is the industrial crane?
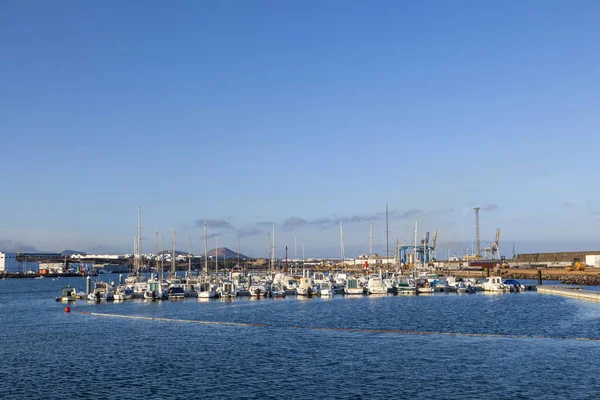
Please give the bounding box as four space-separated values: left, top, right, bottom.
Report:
483 229 501 260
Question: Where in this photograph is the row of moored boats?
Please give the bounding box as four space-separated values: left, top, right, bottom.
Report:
56 271 526 302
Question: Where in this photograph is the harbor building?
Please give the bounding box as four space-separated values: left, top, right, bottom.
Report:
0 251 39 273
0 252 18 272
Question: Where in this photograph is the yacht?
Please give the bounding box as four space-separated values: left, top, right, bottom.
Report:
198 282 217 298
318 282 333 297
366 275 388 295
344 277 364 295
396 276 416 294
482 276 509 292
296 277 316 296
113 286 133 301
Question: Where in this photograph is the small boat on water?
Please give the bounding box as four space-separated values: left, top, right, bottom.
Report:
344 277 364 295
482 276 509 292
56 287 78 302
87 282 115 302
318 282 333 297
297 277 317 296
113 286 134 301
168 286 185 300
396 276 416 294
367 275 388 295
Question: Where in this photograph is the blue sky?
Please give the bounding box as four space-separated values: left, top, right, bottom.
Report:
1 1 600 257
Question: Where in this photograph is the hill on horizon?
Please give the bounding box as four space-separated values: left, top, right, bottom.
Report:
206 247 249 260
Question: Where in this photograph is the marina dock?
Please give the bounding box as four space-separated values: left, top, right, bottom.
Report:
537 286 600 301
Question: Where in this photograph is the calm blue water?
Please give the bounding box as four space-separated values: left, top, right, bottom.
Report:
1 277 600 399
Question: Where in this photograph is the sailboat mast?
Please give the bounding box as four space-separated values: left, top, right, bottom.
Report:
414 218 418 268
204 220 208 274
188 237 191 276
215 236 219 276
272 224 275 274
171 225 175 277
340 220 345 265
369 223 373 258
155 231 158 277
386 204 389 268
161 235 164 278
137 205 142 274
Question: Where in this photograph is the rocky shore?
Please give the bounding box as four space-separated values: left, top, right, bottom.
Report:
503 271 600 286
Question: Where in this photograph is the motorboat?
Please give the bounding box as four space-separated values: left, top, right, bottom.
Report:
87 282 115 302
318 282 333 297
198 282 217 298
56 286 78 302
481 276 509 292
344 277 364 295
168 286 185 299
503 279 525 293
249 283 268 297
367 275 388 295
296 277 317 296
113 286 133 301
270 282 286 298
396 276 416 294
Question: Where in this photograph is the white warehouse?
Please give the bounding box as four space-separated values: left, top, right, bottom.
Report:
0 252 19 273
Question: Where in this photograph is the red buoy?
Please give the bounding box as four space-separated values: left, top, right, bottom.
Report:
64 307 71 313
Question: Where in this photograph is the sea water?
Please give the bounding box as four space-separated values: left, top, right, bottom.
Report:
1 277 599 399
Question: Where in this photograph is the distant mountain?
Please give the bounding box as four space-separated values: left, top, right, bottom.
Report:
61 250 86 256
158 250 189 256
206 247 249 260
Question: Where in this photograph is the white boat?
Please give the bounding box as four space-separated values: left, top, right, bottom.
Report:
367 275 388 295
249 283 268 297
296 277 316 296
396 276 416 294
198 282 217 298
144 279 168 300
318 282 333 296
87 282 115 301
56 287 78 302
168 286 185 299
113 286 133 301
482 276 509 292
344 278 364 295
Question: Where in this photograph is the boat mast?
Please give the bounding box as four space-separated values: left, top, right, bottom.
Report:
414 218 418 270
188 236 191 276
137 205 142 274
155 231 159 278
237 239 240 268
271 224 275 274
369 223 373 258
215 236 219 276
161 235 164 279
204 220 208 275
340 220 345 267
386 204 389 269
171 225 175 277
133 234 136 274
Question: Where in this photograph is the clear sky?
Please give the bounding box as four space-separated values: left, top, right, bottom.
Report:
1 1 600 258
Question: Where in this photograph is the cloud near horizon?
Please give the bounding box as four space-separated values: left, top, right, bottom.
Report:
0 239 38 253
281 209 425 231
194 219 235 229
237 228 262 238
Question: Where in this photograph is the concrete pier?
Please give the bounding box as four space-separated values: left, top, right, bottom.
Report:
537 286 600 301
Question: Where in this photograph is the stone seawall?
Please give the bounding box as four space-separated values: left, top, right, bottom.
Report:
515 251 600 263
